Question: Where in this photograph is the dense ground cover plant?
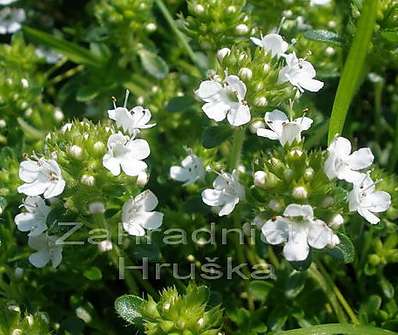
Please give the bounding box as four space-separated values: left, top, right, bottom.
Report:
0 0 398 334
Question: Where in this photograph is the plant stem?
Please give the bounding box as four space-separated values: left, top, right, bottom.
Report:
276 323 397 335
308 264 347 323
327 0 379 143
228 127 246 171
317 262 359 325
155 0 203 71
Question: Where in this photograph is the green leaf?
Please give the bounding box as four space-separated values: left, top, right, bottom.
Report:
303 30 343 46
327 0 379 143
202 125 233 149
138 49 169 80
290 253 312 271
248 281 273 301
23 26 105 67
17 118 44 140
379 277 395 299
83 266 102 281
76 85 99 102
114 295 145 326
165 96 196 113
285 271 307 299
328 233 355 263
380 30 398 43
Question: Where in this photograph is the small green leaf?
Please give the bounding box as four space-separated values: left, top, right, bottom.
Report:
304 29 343 46
138 49 169 80
290 253 312 271
380 30 398 43
76 85 99 102
17 118 44 140
248 280 273 301
379 277 395 299
114 295 145 326
202 125 233 149
328 233 355 263
285 272 307 299
165 96 196 113
83 266 102 281
23 27 105 67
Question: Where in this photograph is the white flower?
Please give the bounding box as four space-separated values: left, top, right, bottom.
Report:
324 136 374 183
122 190 164 236
103 132 150 177
256 110 313 146
202 170 245 216
108 106 155 137
348 175 391 224
0 0 18 4
195 75 251 126
170 154 205 185
217 48 231 62
310 0 331 5
250 33 288 57
278 53 324 92
261 204 340 261
0 7 25 34
28 234 63 268
14 196 50 236
17 159 66 199
35 47 62 64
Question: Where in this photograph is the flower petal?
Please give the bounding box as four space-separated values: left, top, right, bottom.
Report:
202 189 224 206
261 218 289 245
283 225 310 261
358 208 380 225
280 122 302 145
123 222 146 236
195 80 223 101
29 249 50 268
17 180 49 197
218 197 239 216
170 166 191 183
347 148 374 170
256 128 279 140
136 211 163 230
43 179 65 199
127 139 150 160
202 101 229 122
227 103 251 126
19 160 40 182
284 204 313 219
121 159 147 176
329 137 351 157
225 75 247 100
308 219 334 249
103 154 121 176
135 190 159 212
362 191 391 212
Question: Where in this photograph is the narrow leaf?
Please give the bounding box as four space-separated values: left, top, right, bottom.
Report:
304 30 343 46
138 49 169 80
327 0 379 143
114 295 145 326
23 26 105 67
202 125 233 149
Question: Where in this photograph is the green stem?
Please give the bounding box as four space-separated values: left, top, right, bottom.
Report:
327 0 379 143
276 323 397 335
228 127 246 171
317 262 359 325
308 265 347 323
374 78 384 141
155 0 203 71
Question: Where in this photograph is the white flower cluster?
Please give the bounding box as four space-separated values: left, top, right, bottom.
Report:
325 136 391 225
106 96 163 236
0 0 25 35
15 158 66 268
195 33 323 127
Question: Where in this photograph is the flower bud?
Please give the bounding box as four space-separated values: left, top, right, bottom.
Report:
292 186 308 200
263 63 270 72
329 235 340 248
26 314 34 326
69 145 83 158
283 168 294 181
93 141 105 153
21 78 29 88
236 24 249 35
54 108 64 121
187 254 195 262
217 48 231 62
304 168 314 181
0 119 6 128
98 240 113 252
268 199 283 212
321 196 334 208
137 96 145 105
15 267 23 279
137 171 149 187
12 329 22 335
254 96 268 107
227 5 236 13
249 120 265 134
329 214 344 229
89 201 105 214
369 254 381 266
239 67 252 80
193 4 205 14
254 171 280 188
325 47 335 56
288 148 304 160
145 22 157 32
81 174 95 186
